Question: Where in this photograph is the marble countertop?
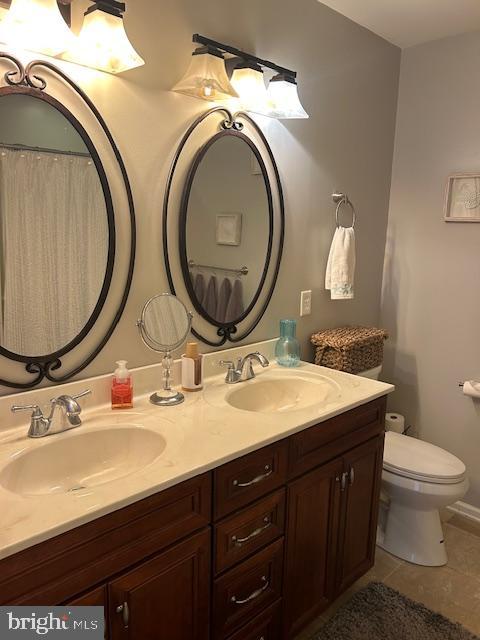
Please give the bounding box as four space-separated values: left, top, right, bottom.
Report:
0 360 393 560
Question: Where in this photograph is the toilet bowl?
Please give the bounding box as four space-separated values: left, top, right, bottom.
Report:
379 432 468 566
358 365 468 566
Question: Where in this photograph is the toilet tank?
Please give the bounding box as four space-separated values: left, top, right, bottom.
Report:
357 365 382 380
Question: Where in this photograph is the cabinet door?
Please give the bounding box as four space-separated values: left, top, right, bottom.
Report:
335 436 384 594
67 587 107 639
109 529 210 640
283 457 343 639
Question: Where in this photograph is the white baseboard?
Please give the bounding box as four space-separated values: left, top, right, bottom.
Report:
447 501 480 524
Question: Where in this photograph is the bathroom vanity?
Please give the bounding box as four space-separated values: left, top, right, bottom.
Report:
0 361 389 640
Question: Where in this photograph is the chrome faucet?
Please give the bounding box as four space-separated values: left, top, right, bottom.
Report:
11 389 91 438
219 352 269 384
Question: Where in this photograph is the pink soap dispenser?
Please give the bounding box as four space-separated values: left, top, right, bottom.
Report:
111 360 133 409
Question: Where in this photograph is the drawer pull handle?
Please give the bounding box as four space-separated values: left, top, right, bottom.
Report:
233 465 272 488
232 516 271 546
116 602 129 628
349 467 355 485
231 575 269 605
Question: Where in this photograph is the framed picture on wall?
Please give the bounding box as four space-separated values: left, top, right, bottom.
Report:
444 174 480 222
216 213 242 246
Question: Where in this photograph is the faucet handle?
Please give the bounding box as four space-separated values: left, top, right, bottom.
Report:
72 389 92 401
11 403 43 415
219 360 239 384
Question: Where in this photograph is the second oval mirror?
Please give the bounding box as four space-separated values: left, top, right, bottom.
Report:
180 131 273 328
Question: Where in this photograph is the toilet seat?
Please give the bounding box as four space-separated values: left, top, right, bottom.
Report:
383 432 466 485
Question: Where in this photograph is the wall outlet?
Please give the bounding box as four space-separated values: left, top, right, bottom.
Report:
300 290 312 317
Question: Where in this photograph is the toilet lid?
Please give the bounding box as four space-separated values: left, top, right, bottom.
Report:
383 432 466 483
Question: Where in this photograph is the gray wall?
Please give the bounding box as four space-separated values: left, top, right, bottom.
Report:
381 31 480 508
1 0 400 388
0 95 88 153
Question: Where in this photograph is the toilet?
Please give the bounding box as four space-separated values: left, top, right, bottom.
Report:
360 366 469 567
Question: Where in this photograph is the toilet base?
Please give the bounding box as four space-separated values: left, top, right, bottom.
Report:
378 501 447 566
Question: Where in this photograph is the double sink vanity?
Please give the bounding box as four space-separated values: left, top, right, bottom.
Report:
0 52 394 640
0 343 393 640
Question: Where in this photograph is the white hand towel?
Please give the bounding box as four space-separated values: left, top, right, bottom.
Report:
325 226 356 300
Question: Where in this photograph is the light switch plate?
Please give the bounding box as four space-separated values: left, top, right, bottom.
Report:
300 290 312 317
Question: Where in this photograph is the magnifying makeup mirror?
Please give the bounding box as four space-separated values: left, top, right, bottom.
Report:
137 293 193 406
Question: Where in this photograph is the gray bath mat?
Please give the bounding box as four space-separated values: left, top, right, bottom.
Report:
311 582 478 640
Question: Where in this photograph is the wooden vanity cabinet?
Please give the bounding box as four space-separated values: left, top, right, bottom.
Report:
0 396 387 640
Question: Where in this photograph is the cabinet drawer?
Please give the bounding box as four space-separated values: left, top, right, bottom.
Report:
213 539 284 639
0 473 211 605
214 441 288 520
215 489 286 574
226 600 281 640
289 397 386 478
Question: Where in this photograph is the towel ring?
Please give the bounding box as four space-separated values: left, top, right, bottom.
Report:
332 192 356 229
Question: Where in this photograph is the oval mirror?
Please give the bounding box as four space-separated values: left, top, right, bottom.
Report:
180 131 273 328
0 92 113 360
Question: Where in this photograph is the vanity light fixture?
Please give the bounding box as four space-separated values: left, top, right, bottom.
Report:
229 61 271 117
61 0 144 74
172 44 238 102
266 73 309 119
173 34 309 120
0 0 75 57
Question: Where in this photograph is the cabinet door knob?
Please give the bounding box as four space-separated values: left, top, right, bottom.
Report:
336 471 348 492
233 465 272 488
116 602 129 628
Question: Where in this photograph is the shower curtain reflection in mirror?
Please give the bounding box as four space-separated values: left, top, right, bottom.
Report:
0 147 108 356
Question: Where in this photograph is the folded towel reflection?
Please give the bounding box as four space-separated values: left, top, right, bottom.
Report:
216 277 232 323
325 226 356 300
203 275 218 318
192 272 206 303
225 278 244 322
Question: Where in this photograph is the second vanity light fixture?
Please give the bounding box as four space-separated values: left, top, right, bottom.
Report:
0 0 144 73
172 34 309 120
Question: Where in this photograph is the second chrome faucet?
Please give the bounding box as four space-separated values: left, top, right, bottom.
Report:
219 352 269 384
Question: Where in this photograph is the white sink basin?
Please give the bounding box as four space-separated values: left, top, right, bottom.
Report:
224 373 340 414
0 426 166 497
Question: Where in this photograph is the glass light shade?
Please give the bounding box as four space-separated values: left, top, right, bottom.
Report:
230 66 271 116
62 9 144 74
0 0 75 57
172 51 238 102
266 76 309 119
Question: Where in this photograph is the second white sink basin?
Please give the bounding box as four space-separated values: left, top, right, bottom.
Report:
224 372 340 414
0 426 166 497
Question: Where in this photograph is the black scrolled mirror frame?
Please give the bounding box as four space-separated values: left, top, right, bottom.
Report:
0 53 136 389
163 107 285 347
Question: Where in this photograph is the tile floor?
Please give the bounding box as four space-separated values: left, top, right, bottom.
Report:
295 513 480 639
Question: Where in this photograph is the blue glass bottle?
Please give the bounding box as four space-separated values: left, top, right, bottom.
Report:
275 319 301 367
